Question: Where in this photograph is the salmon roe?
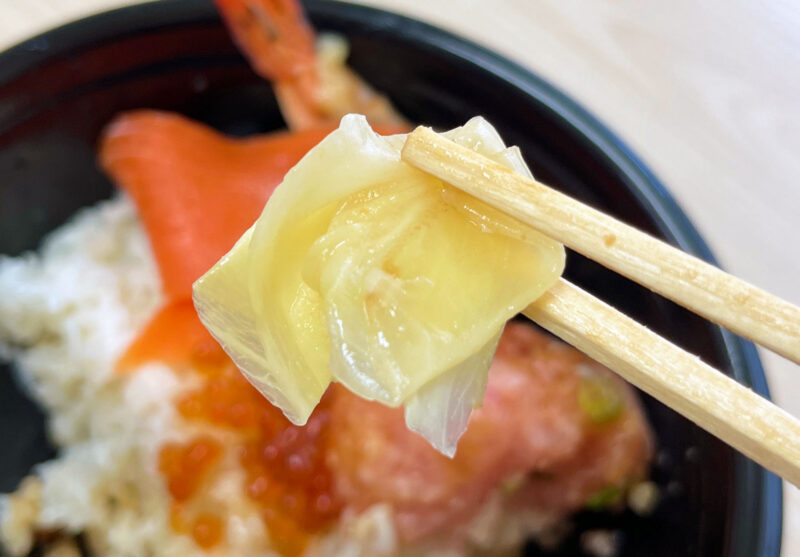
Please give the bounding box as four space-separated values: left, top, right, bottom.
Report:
193 513 225 549
158 436 222 502
157 335 341 555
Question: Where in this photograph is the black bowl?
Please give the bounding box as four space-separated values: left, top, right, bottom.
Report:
0 1 782 556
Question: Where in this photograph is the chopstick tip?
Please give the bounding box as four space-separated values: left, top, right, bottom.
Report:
401 125 433 160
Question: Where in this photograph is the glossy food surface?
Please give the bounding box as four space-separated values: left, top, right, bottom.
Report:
194 115 565 454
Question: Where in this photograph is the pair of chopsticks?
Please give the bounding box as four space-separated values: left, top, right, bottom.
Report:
401 126 800 487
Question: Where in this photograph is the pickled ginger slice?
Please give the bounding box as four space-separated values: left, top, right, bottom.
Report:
403 330 501 456
193 114 565 452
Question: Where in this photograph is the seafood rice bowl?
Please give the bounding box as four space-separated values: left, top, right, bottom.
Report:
0 0 656 555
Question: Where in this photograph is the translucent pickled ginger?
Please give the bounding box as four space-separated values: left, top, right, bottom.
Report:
192 115 565 455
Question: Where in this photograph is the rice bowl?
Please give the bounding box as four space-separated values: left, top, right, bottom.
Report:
0 2 780 552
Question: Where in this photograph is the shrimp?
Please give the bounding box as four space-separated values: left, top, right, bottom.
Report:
215 0 406 130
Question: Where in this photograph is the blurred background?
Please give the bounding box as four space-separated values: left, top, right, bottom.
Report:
0 0 797 553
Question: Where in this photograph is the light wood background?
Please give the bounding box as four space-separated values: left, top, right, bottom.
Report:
0 0 797 553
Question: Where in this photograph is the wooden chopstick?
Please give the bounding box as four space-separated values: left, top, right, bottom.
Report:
401 126 800 366
524 279 800 486
400 125 800 485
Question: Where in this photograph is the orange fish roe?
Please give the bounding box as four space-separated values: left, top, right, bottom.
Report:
169 504 190 534
157 340 341 555
158 436 227 548
239 398 340 556
158 436 222 502
192 513 225 549
168 505 226 549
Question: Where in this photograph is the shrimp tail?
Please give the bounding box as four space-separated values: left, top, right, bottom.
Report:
214 0 317 83
215 0 407 130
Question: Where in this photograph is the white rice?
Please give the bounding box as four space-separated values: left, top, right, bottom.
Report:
0 197 554 556
0 198 201 556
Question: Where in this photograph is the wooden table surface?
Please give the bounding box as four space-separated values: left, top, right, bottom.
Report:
0 0 797 553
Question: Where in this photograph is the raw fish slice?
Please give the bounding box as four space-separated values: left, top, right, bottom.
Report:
327 322 653 541
100 110 334 371
100 110 334 300
115 300 216 372
101 110 404 370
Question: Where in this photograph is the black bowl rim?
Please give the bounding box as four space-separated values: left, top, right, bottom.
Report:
0 0 782 555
